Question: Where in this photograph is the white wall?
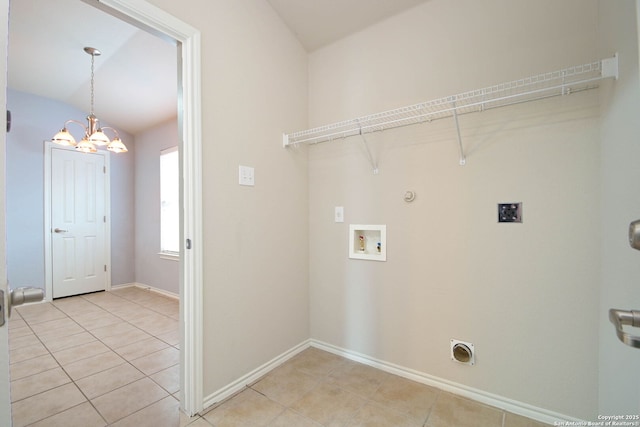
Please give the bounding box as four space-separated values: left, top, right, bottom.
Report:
133 118 179 294
5 90 135 292
308 0 600 420
598 0 640 415
144 0 309 398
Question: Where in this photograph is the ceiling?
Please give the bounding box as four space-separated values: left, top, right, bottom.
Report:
7 0 429 136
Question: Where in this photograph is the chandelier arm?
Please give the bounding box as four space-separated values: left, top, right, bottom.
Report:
100 126 120 139
64 119 89 132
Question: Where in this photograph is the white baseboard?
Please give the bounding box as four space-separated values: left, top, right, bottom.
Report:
111 282 179 300
309 340 583 425
202 340 312 411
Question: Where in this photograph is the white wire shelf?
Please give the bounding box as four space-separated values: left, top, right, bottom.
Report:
283 55 618 166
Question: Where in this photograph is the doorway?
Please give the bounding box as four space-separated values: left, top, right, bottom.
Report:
4 0 203 418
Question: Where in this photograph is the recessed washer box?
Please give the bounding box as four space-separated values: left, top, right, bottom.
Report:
349 224 386 261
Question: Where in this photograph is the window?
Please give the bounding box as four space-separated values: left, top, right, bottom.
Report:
160 146 179 258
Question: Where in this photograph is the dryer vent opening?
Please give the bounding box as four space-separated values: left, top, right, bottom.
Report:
451 339 475 365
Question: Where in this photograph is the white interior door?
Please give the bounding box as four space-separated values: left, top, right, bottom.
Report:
51 148 107 299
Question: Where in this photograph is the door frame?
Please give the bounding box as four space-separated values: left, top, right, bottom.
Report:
83 0 204 417
1 1 10 424
44 143 112 302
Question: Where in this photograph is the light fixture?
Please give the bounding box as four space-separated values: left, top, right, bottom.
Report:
51 47 127 153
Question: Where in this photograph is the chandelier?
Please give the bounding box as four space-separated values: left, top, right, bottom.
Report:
51 47 127 154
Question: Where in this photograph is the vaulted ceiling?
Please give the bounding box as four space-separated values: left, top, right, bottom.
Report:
7 0 429 135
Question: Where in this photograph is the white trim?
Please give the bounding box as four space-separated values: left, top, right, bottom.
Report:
44 142 111 302
202 340 311 411
111 282 179 300
89 0 204 417
309 340 584 425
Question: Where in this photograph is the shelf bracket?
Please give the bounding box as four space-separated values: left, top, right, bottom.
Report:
451 98 466 166
360 130 379 174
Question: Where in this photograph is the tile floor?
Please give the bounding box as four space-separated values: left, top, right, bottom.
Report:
199 347 551 427
9 286 181 427
9 287 550 427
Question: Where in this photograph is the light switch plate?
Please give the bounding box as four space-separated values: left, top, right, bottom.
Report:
239 165 255 186
335 207 344 223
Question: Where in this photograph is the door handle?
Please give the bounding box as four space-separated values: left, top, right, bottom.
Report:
53 228 68 233
0 287 45 326
609 308 640 349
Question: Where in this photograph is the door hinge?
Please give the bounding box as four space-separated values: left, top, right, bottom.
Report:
104 265 107 272
103 166 106 174
104 216 106 223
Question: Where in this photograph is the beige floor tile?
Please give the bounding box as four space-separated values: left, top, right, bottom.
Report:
16 303 66 324
89 321 143 340
251 363 321 406
110 395 180 427
106 299 142 313
130 314 178 336
52 340 111 365
183 417 214 427
62 350 126 381
150 364 180 394
504 412 552 427
10 353 59 381
203 388 284 426
370 375 439 423
179 408 209 427
425 392 503 427
269 409 323 427
111 286 150 298
10 367 71 402
8 325 33 338
9 332 41 350
346 402 425 427
130 346 179 375
157 329 180 346
72 312 122 330
150 300 179 318
290 382 367 426
114 307 160 322
9 317 27 329
101 328 153 349
30 317 82 337
75 363 145 399
113 336 170 361
40 331 97 353
11 383 86 427
10 342 49 364
92 377 169 424
326 360 391 398
53 296 103 316
287 347 349 377
28 401 107 427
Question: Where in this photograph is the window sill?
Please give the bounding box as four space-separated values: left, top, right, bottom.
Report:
158 252 180 261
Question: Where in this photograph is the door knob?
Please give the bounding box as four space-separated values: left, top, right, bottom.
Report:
54 228 68 233
609 308 640 349
0 287 45 326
